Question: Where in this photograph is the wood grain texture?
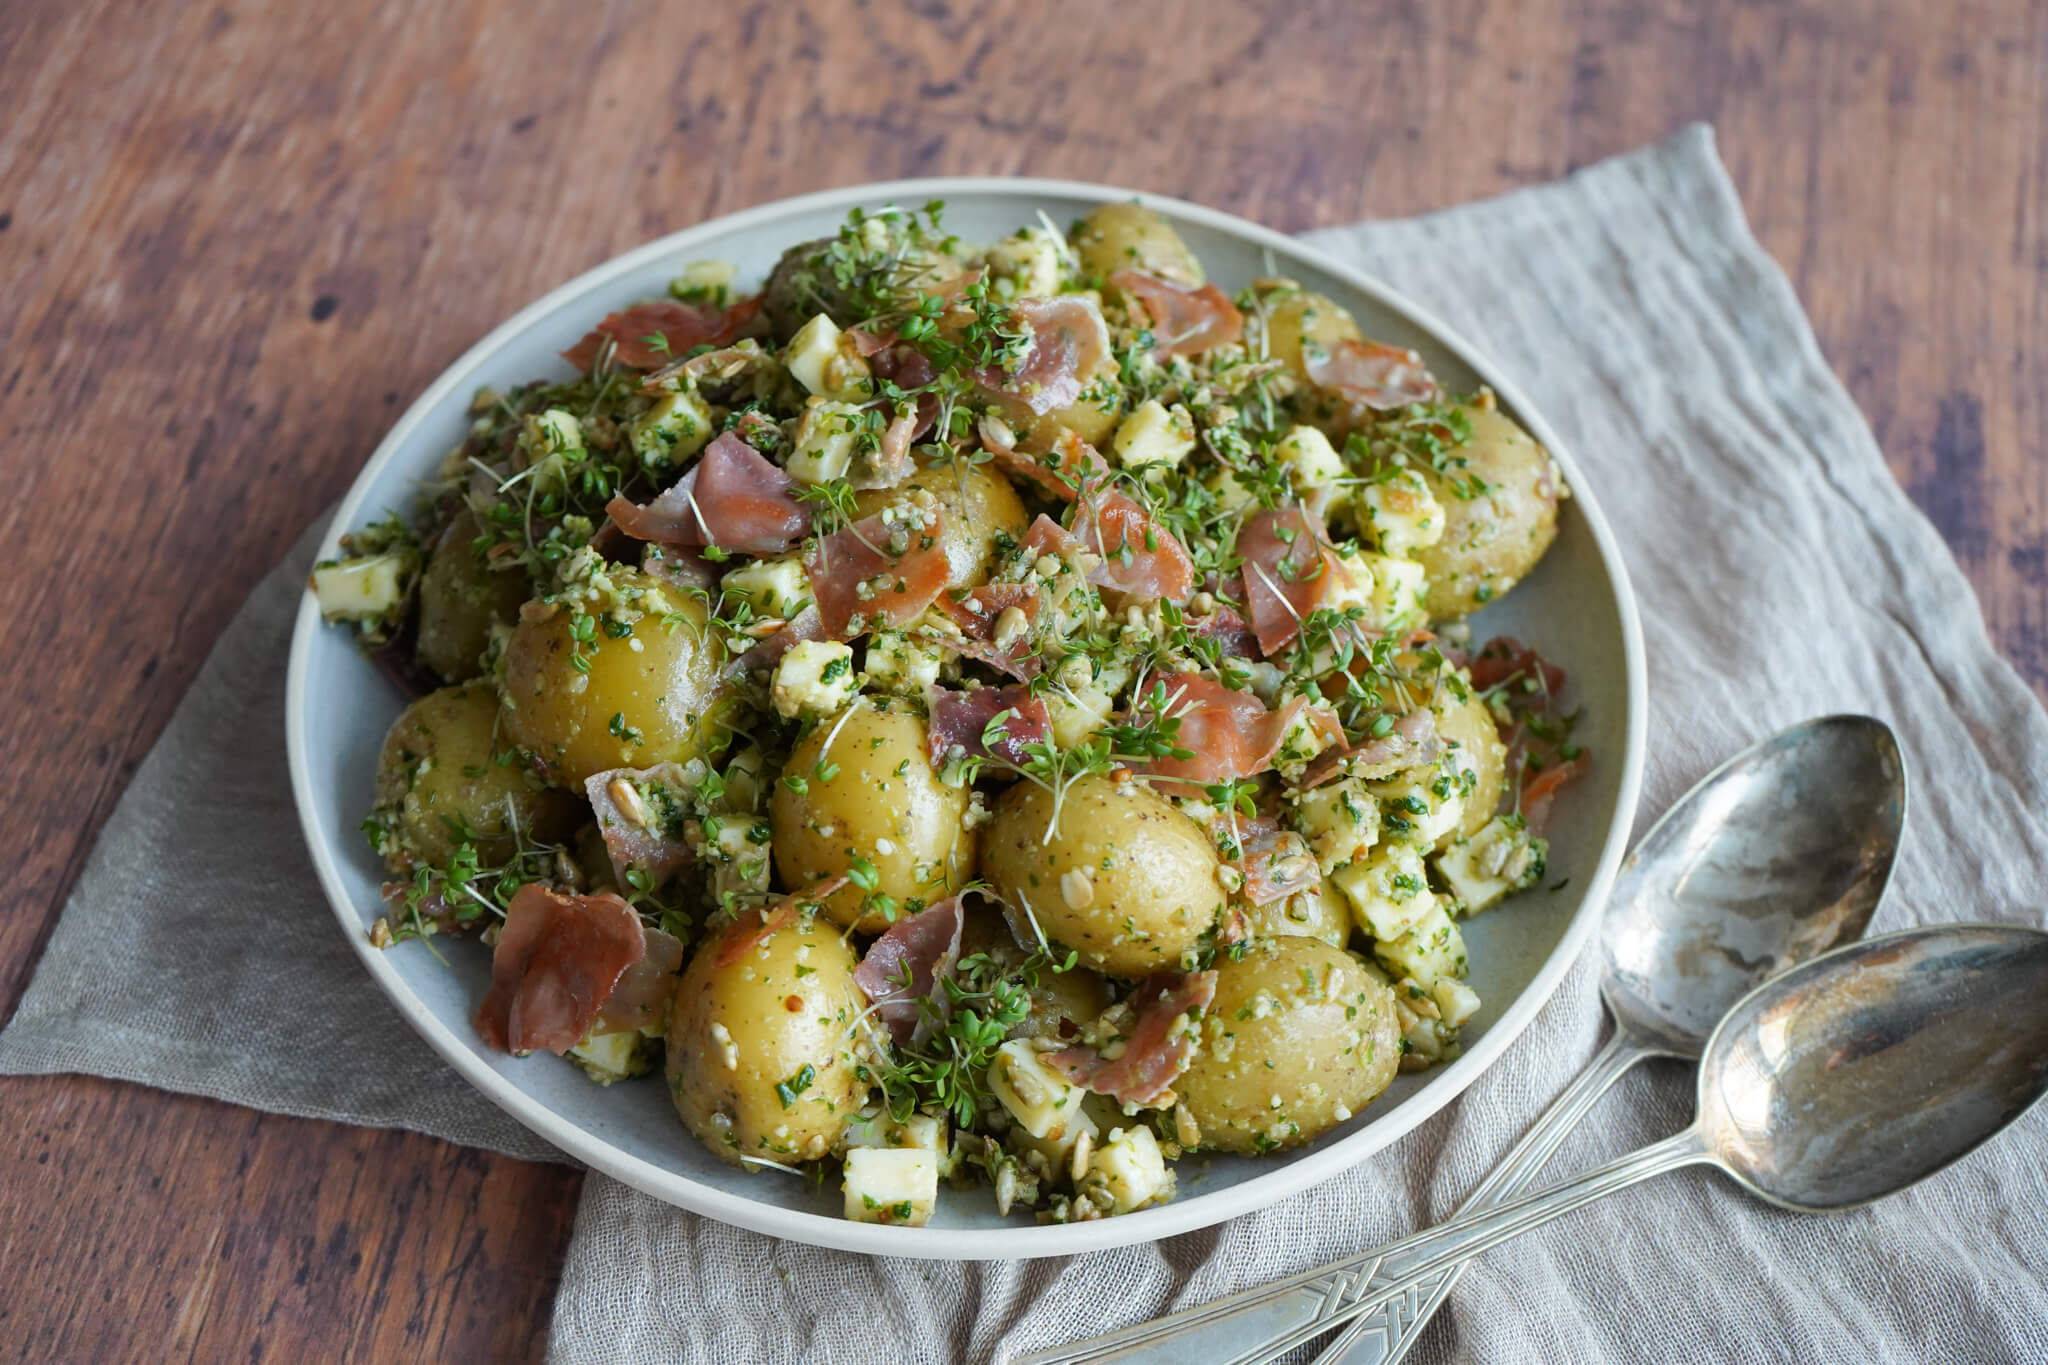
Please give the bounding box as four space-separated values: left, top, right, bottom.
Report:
0 0 2040 1359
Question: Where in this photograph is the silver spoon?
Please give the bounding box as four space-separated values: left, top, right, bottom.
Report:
1014 714 1906 1365
1020 922 2048 1365
1308 714 1906 1365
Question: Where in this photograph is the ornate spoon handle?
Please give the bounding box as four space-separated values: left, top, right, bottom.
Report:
1308 1030 1652 1365
1011 1119 1708 1365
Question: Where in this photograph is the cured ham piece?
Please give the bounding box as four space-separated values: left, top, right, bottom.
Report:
1131 672 1343 788
1298 708 1441 789
981 421 1106 501
584 763 695 889
712 875 852 968
1048 970 1217 1108
595 925 686 1034
1236 506 1334 657
1189 602 1259 659
974 295 1112 416
1238 824 1319 906
1468 636 1568 695
606 432 809 554
805 505 953 636
1468 637 1584 834
562 296 761 372
1303 338 1438 411
475 885 650 1055
1073 488 1194 603
729 603 829 679
927 685 1053 768
932 583 1043 678
1110 270 1243 358
852 894 968 1047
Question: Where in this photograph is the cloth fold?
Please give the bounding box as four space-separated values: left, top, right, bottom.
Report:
5 125 2045 1365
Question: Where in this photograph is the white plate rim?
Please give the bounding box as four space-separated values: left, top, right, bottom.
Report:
285 175 1648 1259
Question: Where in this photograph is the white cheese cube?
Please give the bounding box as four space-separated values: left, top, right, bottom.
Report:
787 397 865 485
629 388 714 471
1434 815 1545 915
567 1025 658 1085
843 1147 939 1226
1374 904 1468 993
1371 765 1467 851
861 629 944 695
1358 469 1445 556
311 555 407 623
1090 1125 1172 1214
784 313 872 400
1322 547 1377 617
706 813 772 901
989 1039 1089 1140
721 554 813 621
843 1112 950 1161
1432 977 1482 1029
1292 777 1381 875
1111 399 1197 470
526 406 584 457
1331 842 1438 942
1353 552 1428 633
1275 424 1346 495
671 259 736 300
1206 465 1262 514
1272 702 1338 776
771 640 857 719
986 226 1065 299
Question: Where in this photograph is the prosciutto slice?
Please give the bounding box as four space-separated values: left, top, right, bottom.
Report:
729 603 829 679
562 296 761 372
1073 488 1194 604
584 763 694 889
805 505 953 636
1303 338 1439 411
1048 970 1217 1108
852 894 968 1047
1298 708 1441 789
1189 602 1259 659
1236 506 1334 656
1238 824 1319 906
1468 636 1568 695
1111 270 1243 358
474 885 650 1055
982 422 1106 501
1131 672 1343 788
927 685 1053 768
934 583 1042 677
607 432 810 554
595 926 686 1034
974 295 1112 416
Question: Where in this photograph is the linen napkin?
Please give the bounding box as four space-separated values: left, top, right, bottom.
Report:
5 124 2044 1365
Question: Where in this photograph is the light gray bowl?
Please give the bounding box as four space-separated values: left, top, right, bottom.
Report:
285 179 1646 1258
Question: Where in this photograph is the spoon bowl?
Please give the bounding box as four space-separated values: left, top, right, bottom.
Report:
1700 923 2048 1211
1601 715 1906 1057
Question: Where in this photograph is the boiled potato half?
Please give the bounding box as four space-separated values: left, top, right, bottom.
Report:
667 917 869 1165
1415 404 1562 620
1433 681 1509 842
415 510 530 683
499 568 737 787
1177 937 1401 1154
1261 290 1363 384
370 682 576 875
979 773 1226 979
852 458 1028 593
770 699 975 932
1074 202 1204 287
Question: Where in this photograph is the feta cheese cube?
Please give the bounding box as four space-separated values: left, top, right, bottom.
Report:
843 1147 939 1226
1431 977 1482 1029
986 226 1066 299
1370 765 1467 850
629 388 715 471
989 1039 1089 1140
1291 776 1381 874
783 313 872 401
1275 424 1346 495
1357 469 1446 557
311 555 408 624
1374 903 1469 993
1353 552 1428 633
567 1026 658 1085
861 629 945 695
1206 464 1262 514
771 640 857 719
1331 842 1438 942
787 397 865 485
1089 1125 1172 1214
1111 399 1197 469
1434 815 1546 914
721 554 814 621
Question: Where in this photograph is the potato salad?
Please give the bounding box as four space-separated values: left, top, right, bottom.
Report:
313 200 1585 1226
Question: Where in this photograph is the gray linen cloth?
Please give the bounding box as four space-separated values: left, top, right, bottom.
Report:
4 125 2044 1364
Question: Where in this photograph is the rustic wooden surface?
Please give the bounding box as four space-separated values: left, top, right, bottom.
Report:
1 0 2041 1359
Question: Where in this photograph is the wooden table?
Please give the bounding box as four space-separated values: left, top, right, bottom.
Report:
4 1 2041 1357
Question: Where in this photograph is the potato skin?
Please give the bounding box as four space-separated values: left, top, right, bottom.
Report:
760 235 853 340
979 774 1227 979
371 682 576 875
770 699 975 932
1434 683 1509 841
666 918 869 1165
1262 290 1363 383
1178 937 1401 1154
415 510 529 683
1416 405 1562 620
852 459 1028 593
1074 202 1204 286
499 568 736 787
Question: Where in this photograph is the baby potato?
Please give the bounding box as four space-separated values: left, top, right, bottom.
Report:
1178 937 1401 1154
1433 682 1509 841
760 235 853 340
979 774 1227 979
499 568 737 787
1262 290 1364 383
667 917 869 1166
957 902 1113 1040
1241 879 1354 949
415 510 530 684
1415 404 1562 620
770 699 975 932
370 682 576 875
1074 202 1204 286
853 458 1028 593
